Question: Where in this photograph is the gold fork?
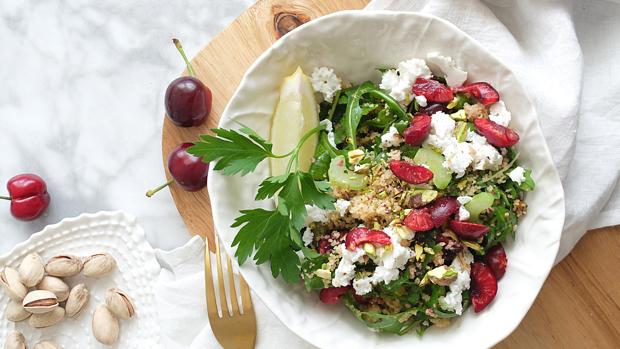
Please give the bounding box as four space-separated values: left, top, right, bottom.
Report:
204 237 257 349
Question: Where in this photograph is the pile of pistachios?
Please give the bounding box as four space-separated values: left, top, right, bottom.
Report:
1 252 136 347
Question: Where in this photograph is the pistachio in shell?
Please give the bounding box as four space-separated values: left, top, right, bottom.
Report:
18 252 45 287
6 300 31 322
65 283 90 318
33 341 60 349
0 267 28 302
29 306 65 328
82 253 117 278
105 288 136 320
4 331 26 349
23 290 59 314
37 276 70 302
92 305 120 346
44 255 82 277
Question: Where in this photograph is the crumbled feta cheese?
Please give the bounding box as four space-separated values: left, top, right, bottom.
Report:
430 112 456 139
334 199 351 217
311 67 342 102
320 119 337 148
371 265 400 285
305 205 330 225
332 244 366 287
438 250 473 315
471 142 503 171
457 196 473 205
380 58 432 103
489 100 512 127
353 276 373 295
457 196 473 220
508 166 526 185
414 95 428 107
302 227 314 246
441 138 473 178
380 126 403 149
426 52 468 87
458 206 471 221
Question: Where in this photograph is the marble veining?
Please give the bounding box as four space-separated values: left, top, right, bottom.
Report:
0 0 254 254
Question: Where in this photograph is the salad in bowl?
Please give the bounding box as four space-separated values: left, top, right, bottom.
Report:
190 52 534 335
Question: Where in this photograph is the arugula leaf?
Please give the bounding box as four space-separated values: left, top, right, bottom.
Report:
520 169 535 191
343 82 376 148
188 126 275 176
343 295 419 335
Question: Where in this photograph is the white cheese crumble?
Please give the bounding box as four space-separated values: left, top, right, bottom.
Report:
332 244 366 287
320 119 337 148
489 100 512 127
424 114 503 178
352 277 373 295
311 67 342 102
379 58 432 104
305 205 330 225
334 199 351 217
380 126 404 149
302 227 314 247
414 95 428 107
508 166 526 185
353 225 414 295
426 52 468 87
458 206 471 221
457 196 472 222
438 250 474 315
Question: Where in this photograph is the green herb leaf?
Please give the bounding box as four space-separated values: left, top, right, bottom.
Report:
520 169 535 191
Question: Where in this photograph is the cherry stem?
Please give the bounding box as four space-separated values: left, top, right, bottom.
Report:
172 38 196 77
0 195 10 201
146 179 175 198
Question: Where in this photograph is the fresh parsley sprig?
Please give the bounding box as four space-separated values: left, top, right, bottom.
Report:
189 123 334 282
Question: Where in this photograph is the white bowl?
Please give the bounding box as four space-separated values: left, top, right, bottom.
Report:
208 10 565 349
0 211 161 348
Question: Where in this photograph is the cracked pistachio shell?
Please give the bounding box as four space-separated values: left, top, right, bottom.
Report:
1 267 28 302
29 306 65 328
33 341 60 349
23 290 59 314
65 283 90 318
82 253 116 278
6 301 31 322
44 255 83 277
4 331 26 349
18 252 45 287
37 276 70 302
105 288 135 320
92 305 120 346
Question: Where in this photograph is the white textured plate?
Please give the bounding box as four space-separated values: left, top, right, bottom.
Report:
208 11 565 349
0 211 161 348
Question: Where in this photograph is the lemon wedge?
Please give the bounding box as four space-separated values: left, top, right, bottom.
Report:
270 67 319 176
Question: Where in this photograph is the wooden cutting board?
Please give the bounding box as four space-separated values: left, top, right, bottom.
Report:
161 0 620 347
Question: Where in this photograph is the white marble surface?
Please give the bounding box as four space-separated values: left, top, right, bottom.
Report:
0 0 254 254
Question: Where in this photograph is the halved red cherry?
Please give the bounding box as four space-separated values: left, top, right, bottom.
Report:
428 196 459 227
403 114 432 146
455 82 500 106
319 286 351 304
318 239 332 254
404 208 434 232
389 160 433 184
474 118 520 148
470 262 498 313
484 244 508 280
345 227 391 251
448 220 489 239
412 78 454 103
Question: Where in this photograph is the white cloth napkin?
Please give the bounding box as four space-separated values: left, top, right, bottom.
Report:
156 1 620 348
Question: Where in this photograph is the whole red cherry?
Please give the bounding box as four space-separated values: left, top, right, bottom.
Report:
146 143 209 197
0 174 51 221
165 39 212 127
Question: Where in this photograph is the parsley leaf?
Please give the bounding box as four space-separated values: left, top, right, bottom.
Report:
188 126 275 176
